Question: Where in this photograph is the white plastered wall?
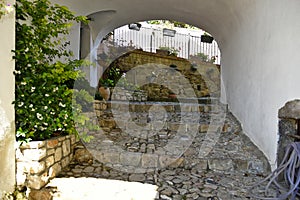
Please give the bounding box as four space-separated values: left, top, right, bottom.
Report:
51 0 300 168
0 0 16 196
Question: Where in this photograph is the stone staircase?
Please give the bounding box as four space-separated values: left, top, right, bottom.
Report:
82 99 270 175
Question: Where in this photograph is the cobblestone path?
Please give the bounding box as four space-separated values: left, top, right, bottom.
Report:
53 100 277 199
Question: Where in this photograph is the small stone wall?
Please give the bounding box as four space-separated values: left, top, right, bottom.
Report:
106 50 220 99
16 135 78 190
278 100 300 166
111 87 148 102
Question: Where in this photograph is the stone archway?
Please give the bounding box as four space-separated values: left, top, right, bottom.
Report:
51 0 300 169
2 0 300 196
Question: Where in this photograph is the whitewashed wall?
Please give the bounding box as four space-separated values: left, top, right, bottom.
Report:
0 0 16 197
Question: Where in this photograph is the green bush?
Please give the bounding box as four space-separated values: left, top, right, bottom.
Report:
13 0 90 142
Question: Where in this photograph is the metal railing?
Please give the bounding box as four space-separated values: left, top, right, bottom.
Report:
113 26 221 64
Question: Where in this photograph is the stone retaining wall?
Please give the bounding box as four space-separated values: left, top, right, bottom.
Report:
106 50 220 100
16 135 78 190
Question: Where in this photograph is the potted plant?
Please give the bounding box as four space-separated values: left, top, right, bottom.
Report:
156 46 170 56
98 79 112 101
201 32 214 43
156 46 179 56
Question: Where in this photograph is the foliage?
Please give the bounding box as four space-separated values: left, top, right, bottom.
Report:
0 0 13 19
192 52 216 63
13 0 90 141
98 33 136 69
73 89 94 112
99 67 121 88
147 20 198 29
158 46 179 56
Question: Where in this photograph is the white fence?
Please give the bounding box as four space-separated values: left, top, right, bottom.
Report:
113 25 221 64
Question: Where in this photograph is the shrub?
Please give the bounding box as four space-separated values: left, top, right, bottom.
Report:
13 0 90 142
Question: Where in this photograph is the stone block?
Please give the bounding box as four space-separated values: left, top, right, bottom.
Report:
234 159 248 171
159 155 179 168
120 152 142 166
46 148 55 156
62 139 71 157
141 154 158 168
101 151 120 164
279 99 300 119
208 158 233 171
28 161 45 174
29 189 52 200
181 105 192 112
248 160 265 174
61 156 70 168
19 148 47 161
48 163 61 178
74 148 93 164
45 156 54 168
47 139 59 148
58 136 66 142
70 135 76 145
199 124 209 132
168 123 180 131
54 147 62 162
27 172 49 190
19 141 45 149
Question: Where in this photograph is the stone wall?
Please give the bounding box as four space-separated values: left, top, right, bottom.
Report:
16 135 78 190
91 100 270 174
106 50 220 100
278 100 300 166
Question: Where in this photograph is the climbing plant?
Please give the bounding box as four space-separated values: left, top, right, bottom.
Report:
13 0 91 142
0 0 13 19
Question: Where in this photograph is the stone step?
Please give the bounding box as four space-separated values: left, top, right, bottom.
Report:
94 100 227 114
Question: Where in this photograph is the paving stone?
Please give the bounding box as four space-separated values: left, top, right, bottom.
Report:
83 166 94 173
128 174 146 182
160 194 172 200
53 103 274 200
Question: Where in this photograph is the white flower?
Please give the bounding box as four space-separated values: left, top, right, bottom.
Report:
50 112 55 115
45 94 49 97
25 47 29 52
36 113 43 120
21 82 26 85
21 94 24 97
4 4 13 13
43 123 48 126
34 125 37 128
29 104 33 108
44 106 48 110
18 102 24 107
27 64 31 67
58 128 62 131
15 70 21 74
59 102 66 107
31 108 35 111
53 87 58 92
64 114 68 119
31 87 35 92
